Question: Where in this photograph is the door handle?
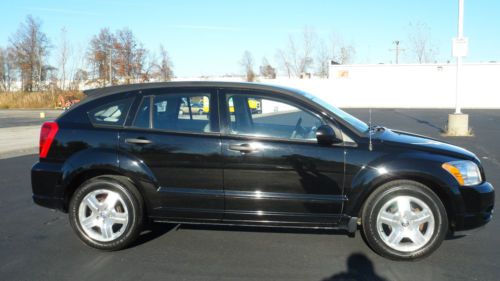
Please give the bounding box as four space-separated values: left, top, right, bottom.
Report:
125 138 152 145
229 143 256 153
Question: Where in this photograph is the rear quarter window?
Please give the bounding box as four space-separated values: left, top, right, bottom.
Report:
87 98 133 126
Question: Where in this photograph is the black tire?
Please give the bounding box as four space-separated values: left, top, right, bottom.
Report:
361 180 448 260
68 175 144 251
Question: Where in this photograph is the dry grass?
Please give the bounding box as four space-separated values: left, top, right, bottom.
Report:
0 91 85 109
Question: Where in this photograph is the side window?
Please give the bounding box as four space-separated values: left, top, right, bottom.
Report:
226 94 324 140
133 96 151 129
132 93 213 133
88 98 133 126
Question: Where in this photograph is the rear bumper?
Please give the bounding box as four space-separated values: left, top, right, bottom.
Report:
33 194 65 210
31 161 65 212
453 181 494 231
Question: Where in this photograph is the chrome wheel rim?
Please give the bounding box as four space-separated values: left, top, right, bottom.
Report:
78 189 129 242
376 195 435 252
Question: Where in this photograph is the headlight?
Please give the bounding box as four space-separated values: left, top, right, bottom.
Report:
442 160 482 186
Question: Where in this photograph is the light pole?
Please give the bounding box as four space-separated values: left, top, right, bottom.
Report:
455 0 464 113
109 48 113 86
447 0 469 136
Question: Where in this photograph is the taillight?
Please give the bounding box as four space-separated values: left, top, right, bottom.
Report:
39 122 59 159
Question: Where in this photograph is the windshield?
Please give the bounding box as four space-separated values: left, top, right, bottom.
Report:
297 90 369 133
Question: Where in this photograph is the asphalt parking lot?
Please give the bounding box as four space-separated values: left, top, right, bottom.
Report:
0 109 61 128
0 108 499 280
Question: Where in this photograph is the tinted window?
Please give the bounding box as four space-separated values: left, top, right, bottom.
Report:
295 89 369 133
133 96 151 128
88 98 133 126
227 94 324 140
133 93 213 133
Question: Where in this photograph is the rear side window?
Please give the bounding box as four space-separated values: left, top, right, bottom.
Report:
88 98 133 126
132 93 214 133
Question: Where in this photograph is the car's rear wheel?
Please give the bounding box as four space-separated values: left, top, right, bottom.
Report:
361 180 448 260
69 175 143 250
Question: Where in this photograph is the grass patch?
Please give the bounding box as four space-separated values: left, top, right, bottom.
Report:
0 91 84 109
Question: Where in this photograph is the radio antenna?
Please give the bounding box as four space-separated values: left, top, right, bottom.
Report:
369 108 373 151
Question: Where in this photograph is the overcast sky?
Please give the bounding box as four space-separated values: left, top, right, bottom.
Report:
1 0 499 77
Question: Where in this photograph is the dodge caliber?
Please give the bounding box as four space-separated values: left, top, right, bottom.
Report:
31 82 494 260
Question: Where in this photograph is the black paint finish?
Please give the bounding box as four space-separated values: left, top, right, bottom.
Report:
31 81 494 232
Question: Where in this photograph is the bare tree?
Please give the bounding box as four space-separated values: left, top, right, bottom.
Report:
9 15 51 91
275 48 292 78
155 44 174 81
315 39 330 78
275 27 316 78
0 47 16 92
315 32 356 77
68 43 86 90
338 46 356 64
407 22 438 63
57 27 71 90
239 50 255 82
298 27 316 75
259 57 276 79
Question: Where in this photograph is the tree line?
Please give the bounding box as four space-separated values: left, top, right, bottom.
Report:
0 15 174 93
0 15 438 91
240 27 356 82
239 23 438 82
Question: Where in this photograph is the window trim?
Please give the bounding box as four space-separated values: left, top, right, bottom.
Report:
221 91 342 143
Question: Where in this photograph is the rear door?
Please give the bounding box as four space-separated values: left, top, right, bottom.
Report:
119 88 224 221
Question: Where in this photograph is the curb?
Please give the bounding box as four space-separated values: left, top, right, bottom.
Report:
0 147 37 160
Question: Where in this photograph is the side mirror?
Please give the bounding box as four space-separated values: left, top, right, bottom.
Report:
316 125 342 145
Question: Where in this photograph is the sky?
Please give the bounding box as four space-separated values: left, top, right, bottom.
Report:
0 0 499 77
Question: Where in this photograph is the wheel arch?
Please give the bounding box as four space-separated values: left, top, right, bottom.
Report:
59 148 157 213
344 171 464 229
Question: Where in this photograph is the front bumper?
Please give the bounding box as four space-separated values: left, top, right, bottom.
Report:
453 181 494 231
31 161 65 211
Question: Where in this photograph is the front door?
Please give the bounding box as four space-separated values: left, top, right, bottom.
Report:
119 88 224 221
220 90 346 226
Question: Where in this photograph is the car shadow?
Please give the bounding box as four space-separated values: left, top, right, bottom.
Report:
445 232 467 240
128 222 355 249
130 223 179 247
322 253 389 281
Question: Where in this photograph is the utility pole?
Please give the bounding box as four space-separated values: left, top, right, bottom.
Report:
389 41 405 64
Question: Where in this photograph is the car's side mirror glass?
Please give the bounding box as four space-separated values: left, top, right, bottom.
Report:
316 125 342 145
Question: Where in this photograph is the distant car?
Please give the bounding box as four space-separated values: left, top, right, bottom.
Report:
180 100 205 115
31 82 494 260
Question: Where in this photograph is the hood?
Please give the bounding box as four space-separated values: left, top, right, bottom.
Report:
376 129 477 160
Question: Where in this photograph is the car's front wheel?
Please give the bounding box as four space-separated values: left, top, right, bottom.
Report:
69 175 143 250
361 180 448 260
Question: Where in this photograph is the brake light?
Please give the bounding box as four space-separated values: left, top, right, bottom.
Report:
39 122 59 159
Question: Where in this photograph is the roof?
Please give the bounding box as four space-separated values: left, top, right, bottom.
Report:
83 81 300 98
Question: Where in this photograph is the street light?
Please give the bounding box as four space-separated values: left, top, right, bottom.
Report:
447 0 469 136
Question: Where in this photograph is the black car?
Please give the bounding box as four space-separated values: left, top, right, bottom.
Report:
31 82 494 260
